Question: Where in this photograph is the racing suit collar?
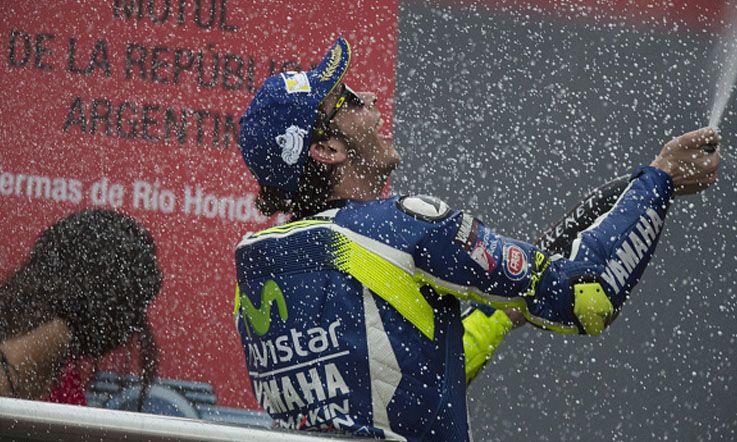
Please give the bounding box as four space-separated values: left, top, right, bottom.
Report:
296 199 350 220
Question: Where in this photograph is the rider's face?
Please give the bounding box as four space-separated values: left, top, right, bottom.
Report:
321 85 401 173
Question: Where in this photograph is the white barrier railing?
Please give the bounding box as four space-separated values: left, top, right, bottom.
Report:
0 397 350 441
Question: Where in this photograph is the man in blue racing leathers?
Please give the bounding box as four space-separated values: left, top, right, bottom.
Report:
234 37 721 440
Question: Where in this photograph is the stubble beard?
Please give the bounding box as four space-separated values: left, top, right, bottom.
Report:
346 131 399 192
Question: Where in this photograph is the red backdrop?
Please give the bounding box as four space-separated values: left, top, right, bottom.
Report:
0 0 398 408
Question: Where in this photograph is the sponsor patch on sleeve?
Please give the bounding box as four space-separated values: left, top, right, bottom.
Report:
502 243 528 281
524 250 551 296
397 195 452 222
469 239 497 272
453 213 480 251
454 215 499 272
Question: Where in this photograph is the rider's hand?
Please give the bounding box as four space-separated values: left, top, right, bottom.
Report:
503 308 527 329
650 127 721 195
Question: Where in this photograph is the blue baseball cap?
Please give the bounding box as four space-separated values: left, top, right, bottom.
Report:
239 37 352 195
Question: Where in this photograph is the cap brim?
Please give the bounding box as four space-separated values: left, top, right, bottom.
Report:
307 37 352 103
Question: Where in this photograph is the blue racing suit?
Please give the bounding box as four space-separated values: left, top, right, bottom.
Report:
233 166 673 441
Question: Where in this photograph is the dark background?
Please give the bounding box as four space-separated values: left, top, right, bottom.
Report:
393 2 737 440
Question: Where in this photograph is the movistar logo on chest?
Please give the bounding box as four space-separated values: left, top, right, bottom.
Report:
248 319 342 368
238 280 354 432
239 279 288 336
600 208 664 292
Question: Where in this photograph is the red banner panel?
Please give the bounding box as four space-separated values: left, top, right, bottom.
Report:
1 0 398 408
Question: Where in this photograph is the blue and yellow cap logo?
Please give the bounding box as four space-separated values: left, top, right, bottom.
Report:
307 36 352 101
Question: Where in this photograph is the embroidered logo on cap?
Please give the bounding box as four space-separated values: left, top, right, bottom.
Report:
319 44 343 82
281 72 311 93
276 125 308 165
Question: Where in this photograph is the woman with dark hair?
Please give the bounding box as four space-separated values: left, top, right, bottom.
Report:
0 209 162 409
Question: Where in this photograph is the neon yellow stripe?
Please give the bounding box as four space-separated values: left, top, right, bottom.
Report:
252 220 329 237
524 312 578 334
330 232 579 338
332 234 435 340
233 284 251 339
417 274 578 335
233 284 240 317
